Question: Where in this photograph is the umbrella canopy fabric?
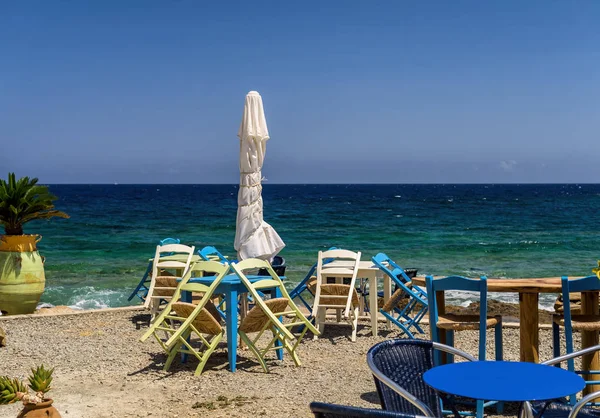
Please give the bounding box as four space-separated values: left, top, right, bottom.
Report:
234 91 285 261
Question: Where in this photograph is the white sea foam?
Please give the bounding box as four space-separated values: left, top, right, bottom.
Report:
66 286 127 310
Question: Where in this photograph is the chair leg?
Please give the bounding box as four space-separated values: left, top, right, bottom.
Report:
351 307 359 342
314 307 326 340
194 332 224 376
163 343 180 372
552 321 561 360
240 332 269 373
336 308 342 323
447 330 455 363
476 399 484 418
495 322 503 361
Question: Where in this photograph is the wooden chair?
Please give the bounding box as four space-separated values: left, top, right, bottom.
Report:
552 275 600 404
144 243 195 318
372 252 428 338
139 261 229 375
231 259 320 372
310 249 361 342
197 246 229 264
425 275 503 418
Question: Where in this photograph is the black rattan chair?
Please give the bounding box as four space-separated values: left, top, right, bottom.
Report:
310 402 428 417
367 339 477 418
522 345 600 418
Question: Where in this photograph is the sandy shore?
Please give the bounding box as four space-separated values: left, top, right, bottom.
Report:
0 303 580 418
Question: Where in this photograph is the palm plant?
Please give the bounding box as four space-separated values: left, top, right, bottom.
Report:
0 173 69 236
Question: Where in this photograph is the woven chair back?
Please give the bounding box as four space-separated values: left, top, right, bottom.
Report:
367 339 441 418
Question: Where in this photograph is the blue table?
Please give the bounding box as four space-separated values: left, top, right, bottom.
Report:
183 274 283 372
424 361 585 402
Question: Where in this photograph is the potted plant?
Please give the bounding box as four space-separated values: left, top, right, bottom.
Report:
0 173 69 314
0 365 61 417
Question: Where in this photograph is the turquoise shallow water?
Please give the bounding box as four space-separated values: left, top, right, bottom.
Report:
24 184 600 310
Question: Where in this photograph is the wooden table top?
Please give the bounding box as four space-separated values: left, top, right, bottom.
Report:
411 276 564 293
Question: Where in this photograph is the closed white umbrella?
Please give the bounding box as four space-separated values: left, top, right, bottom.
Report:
234 91 285 261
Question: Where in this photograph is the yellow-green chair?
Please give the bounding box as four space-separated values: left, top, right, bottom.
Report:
231 259 320 372
140 260 230 376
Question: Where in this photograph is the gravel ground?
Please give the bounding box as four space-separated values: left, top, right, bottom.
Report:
0 307 587 418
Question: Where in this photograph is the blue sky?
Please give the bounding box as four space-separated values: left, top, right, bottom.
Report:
1 1 599 183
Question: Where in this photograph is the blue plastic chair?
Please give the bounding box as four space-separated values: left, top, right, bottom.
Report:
197 246 229 264
425 275 503 418
128 238 181 302
552 275 600 405
309 402 427 417
372 253 427 338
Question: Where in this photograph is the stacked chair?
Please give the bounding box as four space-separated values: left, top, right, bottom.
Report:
197 245 229 264
144 243 195 318
231 259 319 372
310 249 362 342
141 257 318 374
425 275 503 418
372 253 428 338
140 261 229 375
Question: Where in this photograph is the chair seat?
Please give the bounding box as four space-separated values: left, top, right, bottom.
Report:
437 314 501 331
553 314 600 331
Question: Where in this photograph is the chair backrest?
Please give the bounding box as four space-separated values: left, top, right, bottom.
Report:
310 402 425 418
159 237 180 245
140 260 230 344
145 244 195 308
425 274 488 360
560 275 600 374
198 246 229 263
231 258 319 340
372 253 427 302
367 339 441 417
313 249 361 317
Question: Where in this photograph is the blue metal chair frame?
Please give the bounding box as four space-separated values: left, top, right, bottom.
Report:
128 238 180 302
552 275 600 405
372 253 427 338
309 401 427 417
425 275 503 418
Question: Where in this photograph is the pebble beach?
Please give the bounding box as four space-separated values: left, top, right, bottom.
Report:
0 303 578 418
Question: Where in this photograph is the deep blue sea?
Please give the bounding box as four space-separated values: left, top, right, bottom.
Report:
28 184 600 310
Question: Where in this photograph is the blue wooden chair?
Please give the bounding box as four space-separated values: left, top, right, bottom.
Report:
552 275 600 405
128 238 181 302
372 253 427 338
310 402 428 417
425 275 503 418
197 246 229 264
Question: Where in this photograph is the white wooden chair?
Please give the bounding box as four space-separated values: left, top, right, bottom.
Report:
310 249 362 342
144 243 195 318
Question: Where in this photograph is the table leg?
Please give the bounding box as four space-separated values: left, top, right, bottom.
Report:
581 291 600 395
226 289 238 372
519 293 539 363
369 275 378 337
275 286 283 360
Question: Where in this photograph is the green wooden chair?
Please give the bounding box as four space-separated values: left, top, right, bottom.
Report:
231 259 320 372
140 260 230 376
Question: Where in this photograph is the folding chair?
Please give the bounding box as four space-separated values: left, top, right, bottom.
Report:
140 261 229 375
231 259 320 372
144 243 195 318
372 253 428 338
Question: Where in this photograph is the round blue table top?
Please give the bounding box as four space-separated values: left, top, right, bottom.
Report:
424 361 585 402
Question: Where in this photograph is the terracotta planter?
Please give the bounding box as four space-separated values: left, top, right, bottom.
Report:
17 399 61 418
0 235 42 253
